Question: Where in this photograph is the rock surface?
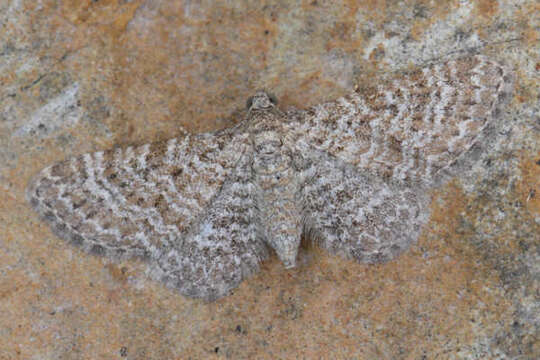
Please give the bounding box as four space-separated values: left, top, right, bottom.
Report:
1 1 538 359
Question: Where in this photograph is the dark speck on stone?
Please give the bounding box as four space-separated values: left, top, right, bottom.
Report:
120 346 127 357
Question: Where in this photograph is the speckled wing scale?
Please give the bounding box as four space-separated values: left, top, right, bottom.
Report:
27 55 513 300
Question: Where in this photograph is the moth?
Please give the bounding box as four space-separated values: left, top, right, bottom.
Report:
27 55 514 301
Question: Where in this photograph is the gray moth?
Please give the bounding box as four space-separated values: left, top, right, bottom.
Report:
27 55 514 301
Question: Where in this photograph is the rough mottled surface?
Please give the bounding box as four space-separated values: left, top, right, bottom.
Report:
1 0 538 358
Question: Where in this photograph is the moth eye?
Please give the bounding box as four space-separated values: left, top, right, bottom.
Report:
268 93 278 105
246 96 254 110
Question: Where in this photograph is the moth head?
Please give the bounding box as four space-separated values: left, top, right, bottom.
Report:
246 91 278 111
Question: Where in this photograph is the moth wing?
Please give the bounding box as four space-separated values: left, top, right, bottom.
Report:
27 128 270 299
287 55 514 184
152 154 269 300
302 152 430 263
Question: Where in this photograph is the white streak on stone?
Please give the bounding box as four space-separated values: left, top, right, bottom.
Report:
14 83 80 138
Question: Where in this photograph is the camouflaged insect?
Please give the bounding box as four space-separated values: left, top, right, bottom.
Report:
27 55 514 301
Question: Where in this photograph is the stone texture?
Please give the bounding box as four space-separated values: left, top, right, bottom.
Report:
0 0 538 359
